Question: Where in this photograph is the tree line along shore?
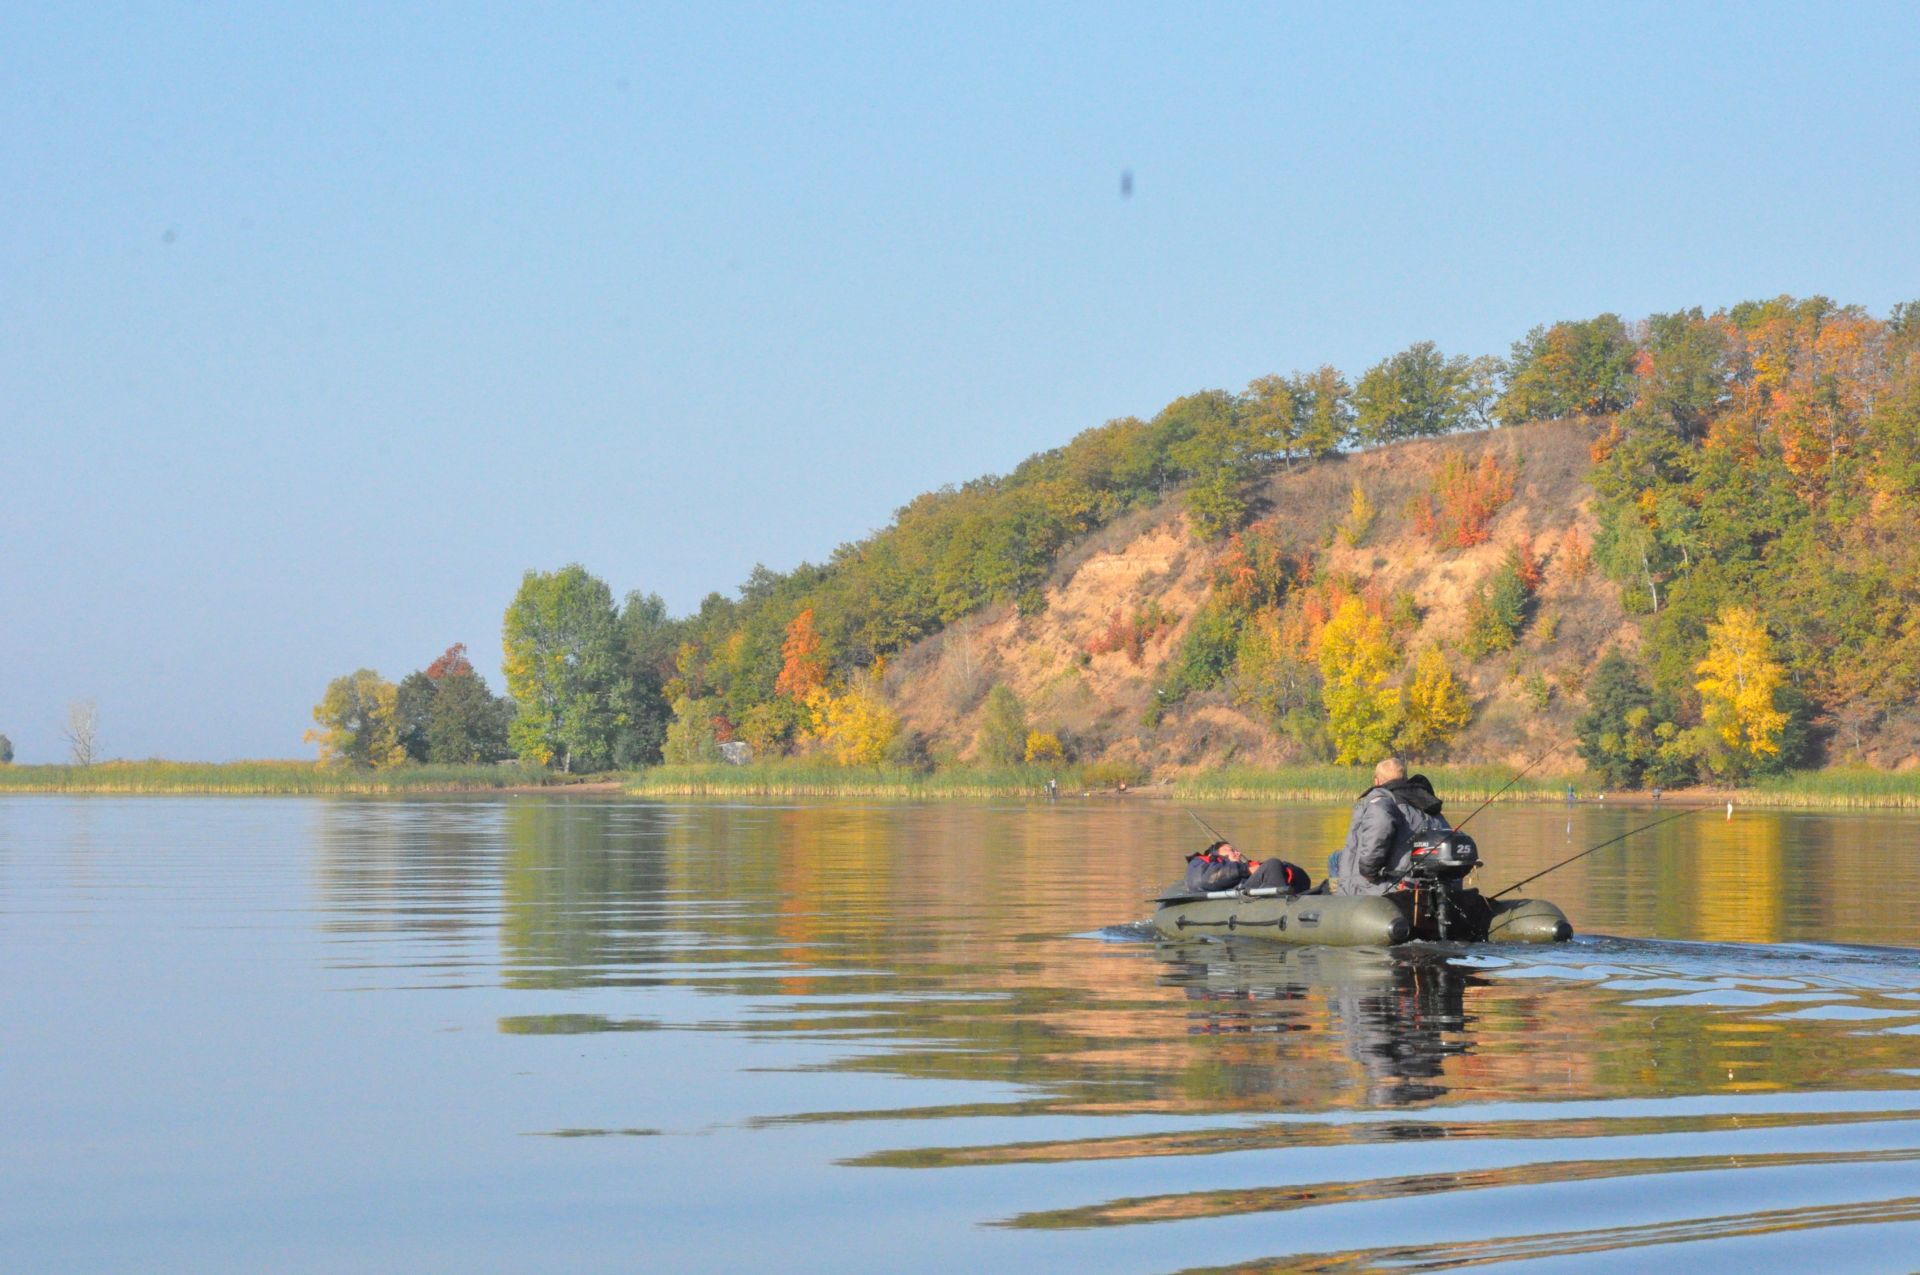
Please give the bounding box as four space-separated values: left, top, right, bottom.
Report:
10 296 1919 798
4 759 1919 810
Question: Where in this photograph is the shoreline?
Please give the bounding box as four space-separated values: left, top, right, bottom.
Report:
4 761 1917 810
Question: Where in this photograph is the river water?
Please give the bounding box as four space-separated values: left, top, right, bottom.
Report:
5 795 1920 1272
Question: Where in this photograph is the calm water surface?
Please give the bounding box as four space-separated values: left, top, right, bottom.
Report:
5 795 1920 1272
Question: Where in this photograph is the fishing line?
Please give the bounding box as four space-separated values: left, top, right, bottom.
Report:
1185 808 1229 844
1489 806 1700 900
1452 744 1558 833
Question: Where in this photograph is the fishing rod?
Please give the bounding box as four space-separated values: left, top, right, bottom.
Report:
1452 744 1558 833
1489 806 1699 900
1185 808 1229 845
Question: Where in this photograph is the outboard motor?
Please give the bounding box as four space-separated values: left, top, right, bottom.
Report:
1401 831 1490 940
1406 831 1478 882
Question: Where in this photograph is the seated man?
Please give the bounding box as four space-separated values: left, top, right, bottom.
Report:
1334 757 1450 896
1185 840 1312 894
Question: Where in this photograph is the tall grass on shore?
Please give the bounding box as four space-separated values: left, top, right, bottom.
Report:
628 761 1130 799
1172 765 1595 805
0 760 573 794
1737 767 1920 808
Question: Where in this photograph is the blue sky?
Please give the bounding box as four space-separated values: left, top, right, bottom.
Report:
3 2 1917 761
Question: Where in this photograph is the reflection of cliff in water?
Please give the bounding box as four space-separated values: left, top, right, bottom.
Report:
1157 943 1483 1106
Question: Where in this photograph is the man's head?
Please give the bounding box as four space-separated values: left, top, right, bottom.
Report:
1373 756 1407 787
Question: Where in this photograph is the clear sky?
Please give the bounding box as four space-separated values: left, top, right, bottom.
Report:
3 2 1917 762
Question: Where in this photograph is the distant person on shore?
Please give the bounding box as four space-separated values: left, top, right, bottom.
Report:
1184 840 1311 894
1333 757 1451 896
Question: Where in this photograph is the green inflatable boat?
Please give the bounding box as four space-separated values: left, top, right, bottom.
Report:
1152 830 1573 946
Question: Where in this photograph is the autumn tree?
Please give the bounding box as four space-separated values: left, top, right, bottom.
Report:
1396 646 1471 757
307 670 404 768
1695 606 1789 769
805 679 900 766
1318 598 1401 764
775 607 829 700
1338 483 1375 547
1024 730 1066 764
1498 314 1638 423
502 565 625 772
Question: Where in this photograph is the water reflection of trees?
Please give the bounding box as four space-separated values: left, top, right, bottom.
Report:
320 798 1920 1115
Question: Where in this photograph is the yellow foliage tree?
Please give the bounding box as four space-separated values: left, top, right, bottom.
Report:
1024 730 1065 764
307 669 406 768
1396 646 1471 757
1318 598 1401 764
804 681 900 766
1338 481 1376 547
1695 606 1788 758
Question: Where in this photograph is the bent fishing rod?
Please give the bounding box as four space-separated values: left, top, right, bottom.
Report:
1489 806 1700 900
1452 745 1557 833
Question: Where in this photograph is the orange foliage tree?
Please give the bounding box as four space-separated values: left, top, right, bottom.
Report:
775 608 829 700
1412 453 1517 548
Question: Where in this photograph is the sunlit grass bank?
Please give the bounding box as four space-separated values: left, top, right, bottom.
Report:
630 762 1920 809
0 760 577 794
1736 768 1920 808
8 759 1917 806
628 761 1140 799
1176 765 1920 808
1171 765 1595 804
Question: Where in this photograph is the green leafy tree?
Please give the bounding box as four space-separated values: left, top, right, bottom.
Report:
0 733 12 764
307 669 405 768
1635 309 1728 439
975 684 1029 765
1498 314 1637 423
426 669 513 764
394 671 436 763
1242 374 1302 468
1460 559 1532 658
614 591 680 766
1289 365 1356 457
502 565 626 772
1164 390 1257 538
1152 596 1243 716
1575 649 1656 787
661 695 723 764
1353 342 1499 443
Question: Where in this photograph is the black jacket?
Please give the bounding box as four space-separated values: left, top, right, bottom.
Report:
1184 852 1249 893
1335 778 1450 895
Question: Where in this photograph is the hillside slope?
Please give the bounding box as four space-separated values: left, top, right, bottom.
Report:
885 417 1629 769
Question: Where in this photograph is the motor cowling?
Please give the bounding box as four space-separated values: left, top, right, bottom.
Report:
1406 830 1478 882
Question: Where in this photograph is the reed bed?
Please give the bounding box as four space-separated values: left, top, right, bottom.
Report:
1172 765 1595 805
0 760 572 794
629 762 1088 799
1734 768 1920 808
